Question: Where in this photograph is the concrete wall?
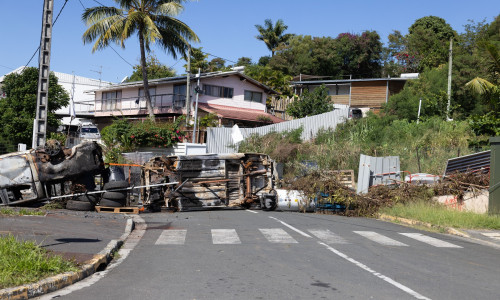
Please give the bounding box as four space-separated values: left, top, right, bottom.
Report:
434 190 489 214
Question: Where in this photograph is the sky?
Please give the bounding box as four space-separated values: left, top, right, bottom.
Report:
0 0 498 83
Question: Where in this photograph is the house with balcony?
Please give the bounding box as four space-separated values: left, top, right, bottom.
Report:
92 69 283 130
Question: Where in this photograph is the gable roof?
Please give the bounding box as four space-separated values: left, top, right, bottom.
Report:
93 69 278 94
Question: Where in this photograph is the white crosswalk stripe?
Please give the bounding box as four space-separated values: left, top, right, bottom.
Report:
354 231 408 246
399 233 463 248
309 229 349 244
155 230 187 245
212 229 241 244
259 228 298 243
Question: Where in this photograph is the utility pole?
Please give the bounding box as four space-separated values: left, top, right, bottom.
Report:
32 0 54 149
192 68 201 144
446 37 453 121
185 44 191 125
91 66 103 88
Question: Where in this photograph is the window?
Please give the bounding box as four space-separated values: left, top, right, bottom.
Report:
138 87 156 108
244 90 262 103
173 84 186 108
203 84 233 98
102 90 121 111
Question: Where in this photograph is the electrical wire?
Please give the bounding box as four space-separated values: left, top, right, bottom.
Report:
200 50 238 65
21 0 70 72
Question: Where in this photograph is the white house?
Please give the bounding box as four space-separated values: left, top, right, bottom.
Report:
92 68 283 129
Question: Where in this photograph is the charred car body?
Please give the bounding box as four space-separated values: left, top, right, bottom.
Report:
0 141 104 206
142 153 278 211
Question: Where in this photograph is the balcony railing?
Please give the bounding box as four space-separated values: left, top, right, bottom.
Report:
96 93 186 112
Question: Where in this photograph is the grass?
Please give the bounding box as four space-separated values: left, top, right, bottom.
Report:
0 235 78 289
381 201 500 230
0 208 45 216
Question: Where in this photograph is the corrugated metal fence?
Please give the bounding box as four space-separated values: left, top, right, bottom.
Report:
206 106 349 154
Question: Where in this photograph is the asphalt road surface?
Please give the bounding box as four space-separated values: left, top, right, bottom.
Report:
41 210 500 300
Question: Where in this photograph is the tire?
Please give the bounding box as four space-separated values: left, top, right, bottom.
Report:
102 191 127 200
99 198 125 207
75 194 99 204
103 181 129 190
66 200 95 211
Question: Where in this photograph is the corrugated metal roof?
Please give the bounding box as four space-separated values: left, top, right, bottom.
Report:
357 154 401 194
444 150 491 175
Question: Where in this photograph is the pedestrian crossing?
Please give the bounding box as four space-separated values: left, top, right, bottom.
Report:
153 227 463 249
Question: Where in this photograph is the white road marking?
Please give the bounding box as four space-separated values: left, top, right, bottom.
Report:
245 209 259 214
318 242 432 300
399 233 462 248
354 231 408 246
212 229 241 244
481 232 500 240
155 229 187 245
259 228 298 243
268 216 312 238
309 229 349 244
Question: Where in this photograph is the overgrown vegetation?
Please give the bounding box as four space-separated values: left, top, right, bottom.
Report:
240 116 480 177
0 235 77 289
381 201 500 229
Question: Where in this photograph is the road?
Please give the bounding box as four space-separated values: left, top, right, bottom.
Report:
41 210 500 300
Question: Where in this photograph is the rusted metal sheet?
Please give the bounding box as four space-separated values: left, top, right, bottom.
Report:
141 153 278 211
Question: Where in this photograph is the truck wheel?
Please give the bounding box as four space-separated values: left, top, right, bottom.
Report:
103 180 129 190
99 198 125 207
66 200 95 211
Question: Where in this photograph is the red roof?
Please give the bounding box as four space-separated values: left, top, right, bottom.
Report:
198 104 284 124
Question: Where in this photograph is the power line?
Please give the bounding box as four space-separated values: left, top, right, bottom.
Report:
22 0 69 72
200 50 238 65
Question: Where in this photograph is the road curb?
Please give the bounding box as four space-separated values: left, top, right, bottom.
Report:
0 217 135 300
377 214 471 238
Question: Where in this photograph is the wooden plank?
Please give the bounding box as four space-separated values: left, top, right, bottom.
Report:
96 206 139 214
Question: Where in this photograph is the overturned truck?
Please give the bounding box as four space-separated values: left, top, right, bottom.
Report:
0 141 104 206
142 153 278 211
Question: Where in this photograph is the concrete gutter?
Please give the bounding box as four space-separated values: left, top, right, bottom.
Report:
0 218 135 300
378 213 470 237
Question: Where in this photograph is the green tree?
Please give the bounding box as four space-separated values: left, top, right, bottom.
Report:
0 67 69 150
244 65 293 97
286 85 332 118
184 47 209 72
128 52 176 82
236 57 253 67
255 19 293 56
82 0 199 120
406 16 457 70
208 57 230 72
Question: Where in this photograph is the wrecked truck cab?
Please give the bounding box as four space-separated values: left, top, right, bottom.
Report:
0 141 104 206
141 153 279 211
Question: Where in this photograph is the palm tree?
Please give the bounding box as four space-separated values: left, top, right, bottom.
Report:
255 19 292 56
465 41 500 111
82 0 199 119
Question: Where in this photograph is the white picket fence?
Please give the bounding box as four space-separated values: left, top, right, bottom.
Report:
206 105 349 154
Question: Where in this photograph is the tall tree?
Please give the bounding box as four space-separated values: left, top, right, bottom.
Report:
82 0 199 119
255 19 293 56
127 52 176 82
0 67 68 150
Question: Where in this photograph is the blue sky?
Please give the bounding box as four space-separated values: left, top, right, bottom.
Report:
0 0 498 83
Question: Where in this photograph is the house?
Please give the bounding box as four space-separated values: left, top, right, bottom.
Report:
92 68 283 128
0 66 113 118
288 73 418 115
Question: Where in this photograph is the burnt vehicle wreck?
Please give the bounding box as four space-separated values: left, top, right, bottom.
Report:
0 141 104 206
141 153 278 211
